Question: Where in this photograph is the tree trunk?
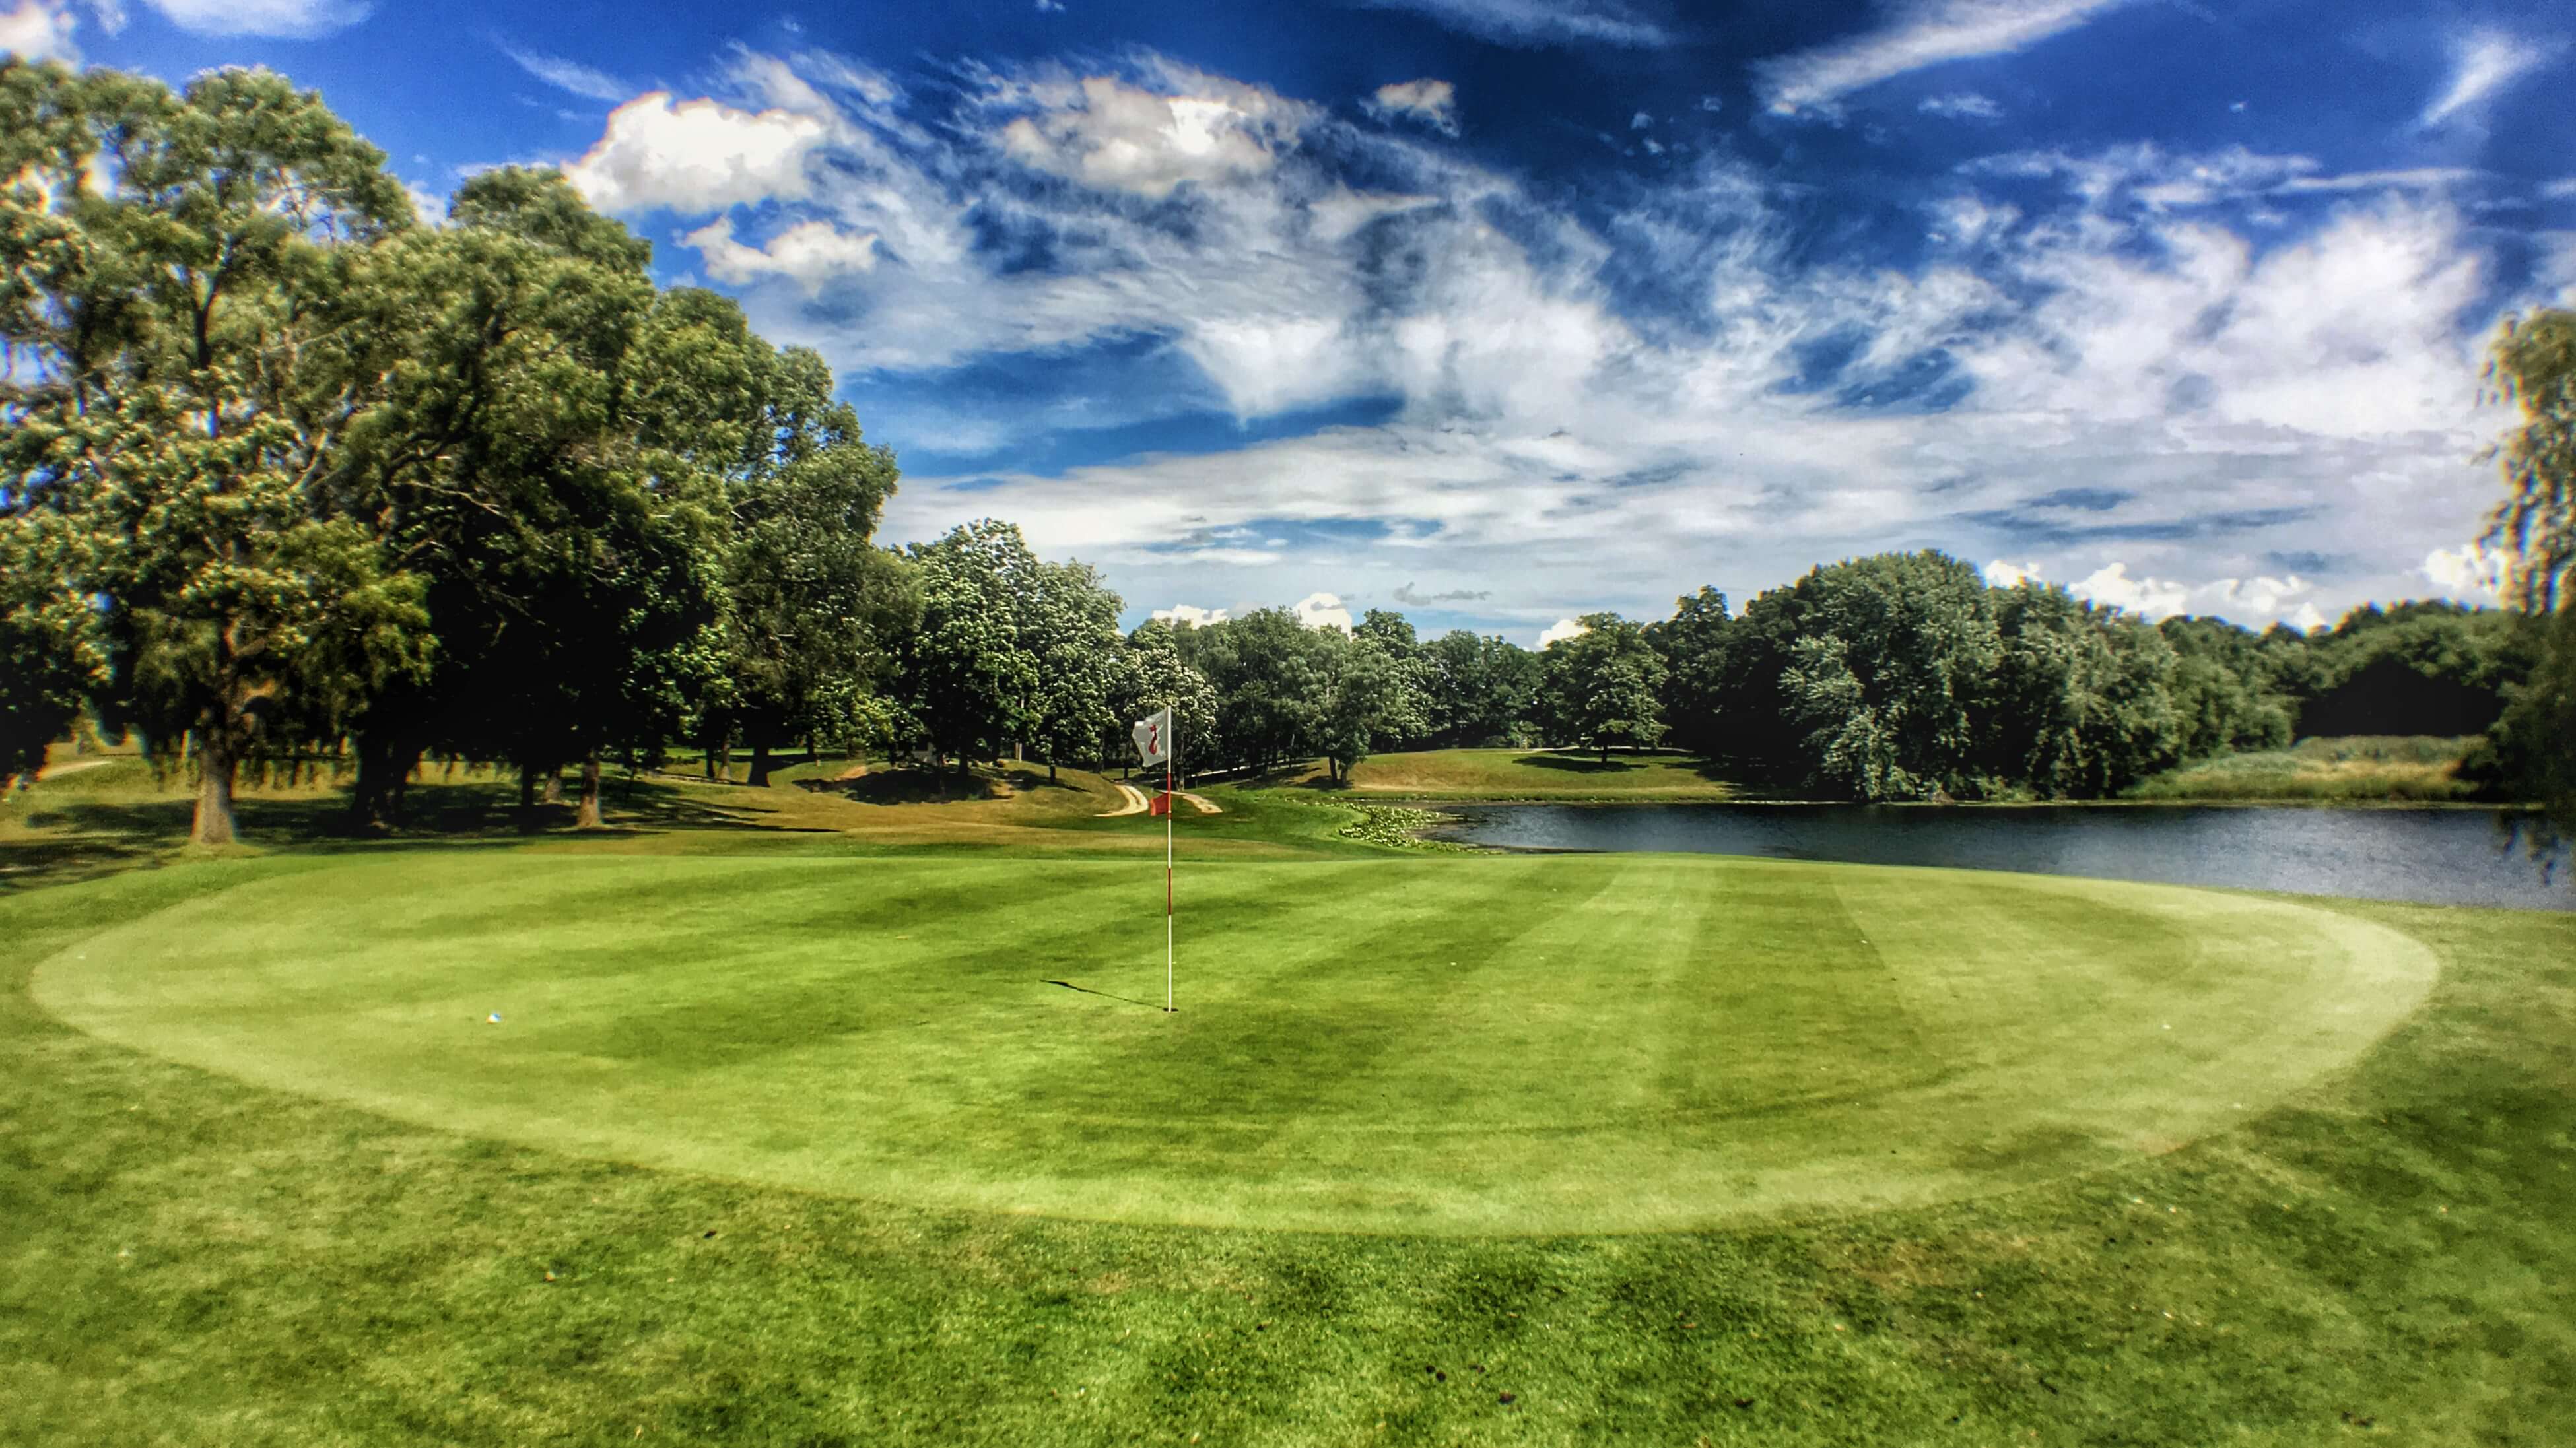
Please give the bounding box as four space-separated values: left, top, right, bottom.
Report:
747 737 774 789
576 751 603 828
543 767 564 805
519 763 539 811
349 731 418 834
191 727 239 846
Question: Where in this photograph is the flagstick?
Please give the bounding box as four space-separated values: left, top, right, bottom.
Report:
1165 706 1176 1014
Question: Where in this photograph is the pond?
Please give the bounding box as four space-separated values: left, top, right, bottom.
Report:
1425 803 2571 911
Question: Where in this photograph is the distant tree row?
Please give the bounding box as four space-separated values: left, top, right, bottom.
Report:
6 63 2569 838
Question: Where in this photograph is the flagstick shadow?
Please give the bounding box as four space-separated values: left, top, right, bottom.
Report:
1041 979 1172 1011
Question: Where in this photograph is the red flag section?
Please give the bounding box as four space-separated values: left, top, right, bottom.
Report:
1149 792 1172 818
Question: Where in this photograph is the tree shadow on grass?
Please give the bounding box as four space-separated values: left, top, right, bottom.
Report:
0 773 821 895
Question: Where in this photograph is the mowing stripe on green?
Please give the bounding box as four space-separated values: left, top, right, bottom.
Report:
31 852 2439 1235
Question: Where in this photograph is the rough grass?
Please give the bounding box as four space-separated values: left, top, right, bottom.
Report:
2129 736 2480 803
1275 748 1739 801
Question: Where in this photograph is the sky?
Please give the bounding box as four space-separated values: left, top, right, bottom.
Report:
9 0 2574 643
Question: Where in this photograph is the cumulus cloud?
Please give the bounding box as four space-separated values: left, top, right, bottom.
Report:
2421 542 2508 600
1981 558 2043 587
2419 29 2559 129
1535 618 1588 648
0 0 79 60
1919 91 2003 120
1759 0 2133 116
1153 604 1230 626
142 0 364 37
999 72 1307 198
499 42 632 104
1358 0 1666 48
1295 591 1355 632
1365 77 1459 135
564 92 828 215
681 216 878 294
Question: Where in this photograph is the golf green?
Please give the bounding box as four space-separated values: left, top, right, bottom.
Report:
30 852 2438 1234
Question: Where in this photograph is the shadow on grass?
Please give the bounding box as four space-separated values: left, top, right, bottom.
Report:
796 764 1090 806
0 773 815 895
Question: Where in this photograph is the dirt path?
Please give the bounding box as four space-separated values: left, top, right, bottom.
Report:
1099 783 1150 817
34 758 114 781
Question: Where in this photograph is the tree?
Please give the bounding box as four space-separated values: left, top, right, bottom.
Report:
895 519 1042 783
1421 630 1536 747
0 62 430 843
1112 619 1217 779
1767 552 1998 801
0 508 102 787
1984 583 2181 797
1536 613 1666 762
1180 607 1325 775
1647 585 1732 758
2475 308 2576 842
1026 560 1124 781
2486 310 2576 613
1314 630 1406 781
1353 608 1433 752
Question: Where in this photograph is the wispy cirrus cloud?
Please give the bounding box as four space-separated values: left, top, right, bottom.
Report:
1355 0 1666 49
2418 28 2560 129
499 41 633 104
1758 0 2133 116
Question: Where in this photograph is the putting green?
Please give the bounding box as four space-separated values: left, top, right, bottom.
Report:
31 853 2437 1235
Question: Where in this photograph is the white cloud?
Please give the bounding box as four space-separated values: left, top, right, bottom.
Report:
2420 29 2558 128
2068 562 2190 617
564 92 829 215
1152 604 1229 626
1981 558 2043 587
681 216 879 294
403 180 448 227
601 53 2525 636
0 0 78 60
1037 0 1065 10
999 73 1307 199
1629 110 1652 130
1759 0 2133 116
1919 92 2003 121
1295 591 1354 632
1359 0 1666 48
139 0 364 37
1535 618 1588 648
2544 178 2576 200
2421 542 2507 600
1366 77 1458 136
500 42 632 104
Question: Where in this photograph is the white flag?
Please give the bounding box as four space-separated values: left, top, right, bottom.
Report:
1132 708 1173 768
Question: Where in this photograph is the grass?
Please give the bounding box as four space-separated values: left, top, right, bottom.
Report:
3 751 2573 1442
2128 736 2482 803
1272 748 1740 801
30 853 2435 1235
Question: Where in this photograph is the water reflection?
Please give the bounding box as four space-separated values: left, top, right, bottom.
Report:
1429 804 2569 910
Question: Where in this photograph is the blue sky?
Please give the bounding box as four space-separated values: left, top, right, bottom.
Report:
11 0 2573 642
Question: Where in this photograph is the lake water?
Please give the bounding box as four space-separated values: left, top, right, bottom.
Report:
1427 803 2571 911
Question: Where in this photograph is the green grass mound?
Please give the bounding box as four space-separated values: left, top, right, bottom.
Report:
32 853 2435 1235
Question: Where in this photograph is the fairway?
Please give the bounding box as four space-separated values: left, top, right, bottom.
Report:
33 853 2437 1235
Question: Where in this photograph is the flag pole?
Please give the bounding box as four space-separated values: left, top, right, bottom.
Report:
1165 704 1176 1014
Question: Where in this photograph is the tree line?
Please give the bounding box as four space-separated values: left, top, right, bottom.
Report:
5 63 2571 841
